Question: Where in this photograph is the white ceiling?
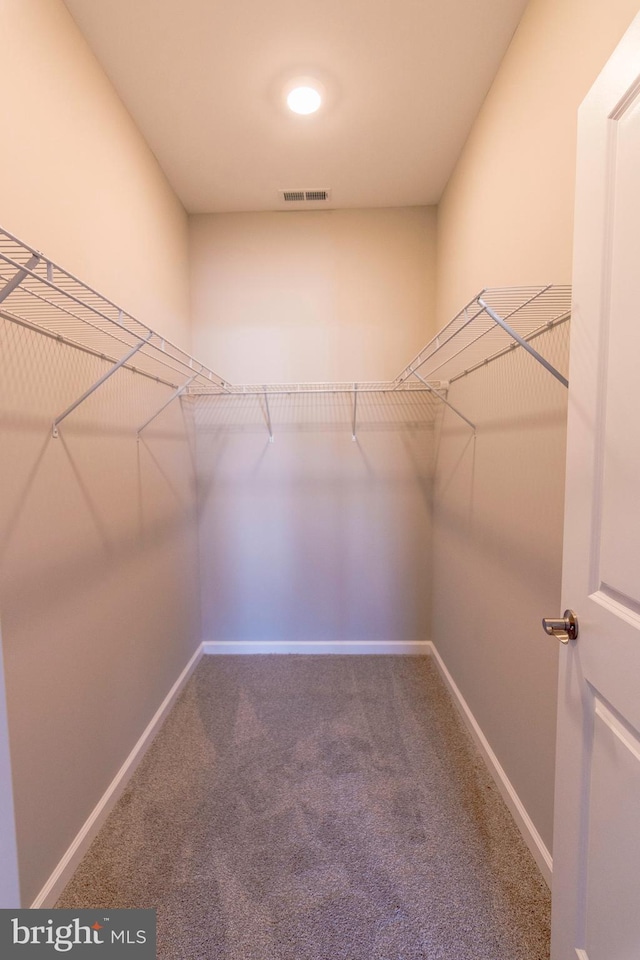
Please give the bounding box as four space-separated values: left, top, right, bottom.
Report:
63 0 529 214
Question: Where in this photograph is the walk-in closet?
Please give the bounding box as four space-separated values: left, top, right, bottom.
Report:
1 2 639 959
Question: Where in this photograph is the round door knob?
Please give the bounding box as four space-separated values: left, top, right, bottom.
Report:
541 610 578 644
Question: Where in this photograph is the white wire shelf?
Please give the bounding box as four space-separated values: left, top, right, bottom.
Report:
0 227 230 394
188 380 441 396
0 226 571 439
394 285 571 388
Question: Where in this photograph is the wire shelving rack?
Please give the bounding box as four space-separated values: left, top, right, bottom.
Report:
394 285 572 389
0 227 571 440
0 228 230 392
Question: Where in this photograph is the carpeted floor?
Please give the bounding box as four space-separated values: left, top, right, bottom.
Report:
57 656 551 959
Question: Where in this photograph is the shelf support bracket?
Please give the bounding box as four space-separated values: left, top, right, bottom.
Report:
137 373 197 438
263 387 274 443
0 254 41 303
52 331 152 437
410 369 476 432
477 297 568 388
352 383 358 441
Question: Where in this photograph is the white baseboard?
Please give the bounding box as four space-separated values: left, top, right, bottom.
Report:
202 640 431 655
30 638 550 907
31 643 204 909
428 641 553 887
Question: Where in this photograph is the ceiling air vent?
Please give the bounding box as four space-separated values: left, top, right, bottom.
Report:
280 189 331 203
304 190 329 201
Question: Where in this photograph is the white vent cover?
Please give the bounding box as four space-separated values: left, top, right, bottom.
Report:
280 189 331 203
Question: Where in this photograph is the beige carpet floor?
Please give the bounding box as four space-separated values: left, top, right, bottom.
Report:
58 655 551 959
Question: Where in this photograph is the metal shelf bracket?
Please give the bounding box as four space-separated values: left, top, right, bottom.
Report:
52 332 153 437
477 297 568 388
0 254 40 303
263 387 274 442
410 369 476 432
352 383 358 441
137 372 198 438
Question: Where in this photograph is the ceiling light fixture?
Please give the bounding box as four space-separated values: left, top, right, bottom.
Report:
287 84 322 115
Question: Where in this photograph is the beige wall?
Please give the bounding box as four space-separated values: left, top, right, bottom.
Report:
0 1 200 905
190 207 437 383
0 318 201 907
432 0 639 856
436 0 640 323
191 208 437 650
196 395 434 648
432 326 569 852
0 0 190 348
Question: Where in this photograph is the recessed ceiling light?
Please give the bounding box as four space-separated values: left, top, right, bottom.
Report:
287 85 322 115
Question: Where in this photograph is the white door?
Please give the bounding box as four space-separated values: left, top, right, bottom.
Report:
551 14 640 960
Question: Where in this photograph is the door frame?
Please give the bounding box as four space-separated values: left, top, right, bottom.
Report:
0 621 20 907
